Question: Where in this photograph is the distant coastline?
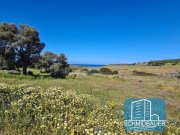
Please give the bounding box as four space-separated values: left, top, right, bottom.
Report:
70 64 106 68
70 59 180 68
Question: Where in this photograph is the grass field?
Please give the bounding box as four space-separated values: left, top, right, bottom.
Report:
0 64 180 134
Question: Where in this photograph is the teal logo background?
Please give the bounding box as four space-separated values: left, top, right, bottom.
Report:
124 98 166 131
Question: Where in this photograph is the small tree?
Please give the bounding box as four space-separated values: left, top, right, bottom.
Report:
39 51 56 72
49 54 71 78
50 63 71 78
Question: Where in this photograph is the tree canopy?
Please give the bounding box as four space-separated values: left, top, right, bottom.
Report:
0 22 45 74
0 22 71 78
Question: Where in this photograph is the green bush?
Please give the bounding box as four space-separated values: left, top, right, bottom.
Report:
99 68 113 75
177 72 180 79
147 59 180 66
147 61 165 66
50 63 71 78
172 62 178 65
113 70 118 74
67 74 77 79
132 70 157 76
99 68 118 75
27 71 34 76
79 68 89 73
88 69 99 74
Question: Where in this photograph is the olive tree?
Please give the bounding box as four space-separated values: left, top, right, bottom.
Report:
0 22 45 74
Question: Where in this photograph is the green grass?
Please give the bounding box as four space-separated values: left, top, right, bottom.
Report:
0 65 180 120
0 65 180 134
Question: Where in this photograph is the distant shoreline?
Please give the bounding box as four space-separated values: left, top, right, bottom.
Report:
70 59 180 68
70 64 106 68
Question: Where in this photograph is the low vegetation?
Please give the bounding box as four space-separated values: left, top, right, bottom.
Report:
88 69 99 74
0 83 179 135
99 68 118 75
87 68 118 75
132 70 157 76
147 59 180 66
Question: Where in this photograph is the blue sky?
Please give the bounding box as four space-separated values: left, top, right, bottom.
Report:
0 0 180 64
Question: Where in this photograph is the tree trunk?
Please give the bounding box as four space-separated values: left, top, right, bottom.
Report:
23 66 27 75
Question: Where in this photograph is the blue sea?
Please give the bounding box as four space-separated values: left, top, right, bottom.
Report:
71 64 106 68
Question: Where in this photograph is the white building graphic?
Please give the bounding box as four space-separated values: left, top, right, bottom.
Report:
124 98 166 131
131 99 159 121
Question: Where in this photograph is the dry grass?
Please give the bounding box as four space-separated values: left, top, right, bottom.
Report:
0 64 180 120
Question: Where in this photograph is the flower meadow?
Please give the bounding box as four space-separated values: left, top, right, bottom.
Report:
0 83 179 135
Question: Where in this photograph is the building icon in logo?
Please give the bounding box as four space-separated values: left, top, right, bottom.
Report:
131 99 159 121
124 98 166 131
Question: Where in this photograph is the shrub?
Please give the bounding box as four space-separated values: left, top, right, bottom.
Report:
132 70 157 76
147 61 165 66
80 68 89 73
99 68 113 75
172 62 179 65
147 59 180 66
88 69 99 74
99 68 118 75
50 63 71 78
177 72 180 79
67 74 77 79
113 70 118 74
27 71 34 76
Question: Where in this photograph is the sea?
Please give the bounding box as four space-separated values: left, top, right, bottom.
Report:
70 64 106 68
